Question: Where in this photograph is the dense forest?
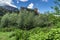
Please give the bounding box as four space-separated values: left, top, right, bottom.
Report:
0 0 60 40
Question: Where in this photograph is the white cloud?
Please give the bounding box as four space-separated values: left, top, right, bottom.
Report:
27 3 34 9
20 0 28 2
0 0 12 3
16 0 28 3
0 0 17 8
42 0 48 2
5 2 17 8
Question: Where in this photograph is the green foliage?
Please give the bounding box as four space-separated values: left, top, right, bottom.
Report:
0 32 16 40
0 16 2 24
28 27 60 40
0 13 18 27
0 13 9 27
0 10 36 30
34 14 57 27
0 27 60 40
0 0 60 39
0 27 18 32
33 14 48 27
0 10 58 30
17 10 35 30
15 30 29 40
51 0 60 14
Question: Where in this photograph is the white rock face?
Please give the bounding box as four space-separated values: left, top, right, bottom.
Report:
0 0 12 3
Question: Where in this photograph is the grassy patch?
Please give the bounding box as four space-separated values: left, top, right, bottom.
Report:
0 32 16 40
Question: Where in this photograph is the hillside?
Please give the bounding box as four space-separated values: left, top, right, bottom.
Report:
0 0 60 40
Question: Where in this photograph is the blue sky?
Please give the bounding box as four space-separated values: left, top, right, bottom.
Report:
0 0 55 13
12 0 55 13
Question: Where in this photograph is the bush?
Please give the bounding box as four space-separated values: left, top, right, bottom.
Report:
17 10 35 30
16 30 29 40
0 13 18 27
34 14 49 27
0 10 59 30
0 16 2 24
34 14 57 27
0 27 17 32
0 13 9 27
28 27 60 40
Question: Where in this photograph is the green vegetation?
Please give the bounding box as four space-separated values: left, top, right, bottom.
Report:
0 10 60 40
0 32 16 40
0 0 60 40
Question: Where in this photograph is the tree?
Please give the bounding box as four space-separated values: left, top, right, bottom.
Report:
51 0 60 14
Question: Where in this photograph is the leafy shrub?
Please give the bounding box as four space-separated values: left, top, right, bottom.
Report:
0 13 9 27
0 13 18 27
28 27 60 40
17 10 35 30
0 27 17 32
0 10 59 30
34 14 49 27
0 10 35 30
0 16 2 24
47 14 57 26
34 14 57 27
13 29 29 40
